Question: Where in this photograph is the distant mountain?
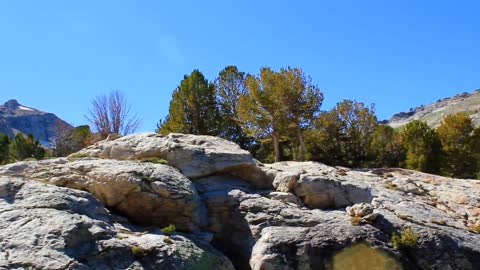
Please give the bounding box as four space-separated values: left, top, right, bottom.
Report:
0 99 73 146
387 89 480 128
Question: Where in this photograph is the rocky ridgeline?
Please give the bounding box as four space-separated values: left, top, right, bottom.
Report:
0 132 479 269
388 89 480 128
0 99 72 146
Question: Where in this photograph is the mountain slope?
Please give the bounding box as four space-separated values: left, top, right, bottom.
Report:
387 89 480 128
0 99 73 145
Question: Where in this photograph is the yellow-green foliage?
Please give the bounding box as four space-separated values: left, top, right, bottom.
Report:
161 224 176 234
384 183 399 190
469 224 480 234
391 227 419 249
163 236 174 244
131 245 146 257
139 157 168 165
350 216 363 226
68 153 90 159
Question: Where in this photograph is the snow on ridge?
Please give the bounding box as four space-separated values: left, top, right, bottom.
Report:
18 106 35 111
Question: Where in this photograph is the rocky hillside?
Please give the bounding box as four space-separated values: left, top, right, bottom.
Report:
0 99 72 145
0 132 479 269
387 89 480 128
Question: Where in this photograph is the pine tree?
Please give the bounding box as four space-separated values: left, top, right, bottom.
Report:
158 70 221 135
369 125 405 167
215 66 253 149
0 133 9 164
437 112 477 178
400 120 440 173
10 133 45 161
278 67 323 161
307 100 377 167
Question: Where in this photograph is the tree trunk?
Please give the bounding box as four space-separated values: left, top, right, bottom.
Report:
297 128 306 161
273 131 281 162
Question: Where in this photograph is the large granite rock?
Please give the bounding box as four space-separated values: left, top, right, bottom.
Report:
0 177 234 269
72 133 272 187
0 158 204 232
0 99 72 146
1 133 480 269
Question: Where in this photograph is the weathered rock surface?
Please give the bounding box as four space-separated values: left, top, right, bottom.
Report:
1 133 480 269
0 99 73 146
0 158 204 232
73 133 272 187
0 177 234 269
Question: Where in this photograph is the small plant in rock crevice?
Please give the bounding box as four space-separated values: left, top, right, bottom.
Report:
391 227 419 249
139 157 168 165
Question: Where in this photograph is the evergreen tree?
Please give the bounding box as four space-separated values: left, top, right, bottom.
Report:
0 133 9 164
400 120 440 173
369 125 405 167
10 133 45 161
215 66 254 149
237 67 288 162
279 67 323 161
158 70 221 135
437 112 477 178
237 67 323 162
307 100 377 167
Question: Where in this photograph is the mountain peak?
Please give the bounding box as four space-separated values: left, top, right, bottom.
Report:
4 99 20 109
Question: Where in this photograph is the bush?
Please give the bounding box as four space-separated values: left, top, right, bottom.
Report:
391 227 419 249
139 157 168 164
131 245 146 257
161 224 176 234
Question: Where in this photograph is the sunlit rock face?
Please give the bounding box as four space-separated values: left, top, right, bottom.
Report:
331 243 402 270
1 133 480 270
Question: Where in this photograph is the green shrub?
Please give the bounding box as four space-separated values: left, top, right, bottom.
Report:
384 183 399 190
391 227 419 249
68 153 90 160
139 157 168 164
161 224 176 234
131 245 146 257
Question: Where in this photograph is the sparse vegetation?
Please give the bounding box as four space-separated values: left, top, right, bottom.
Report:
68 153 90 159
131 245 146 257
163 236 174 244
468 224 480 234
385 183 400 190
350 216 363 226
139 157 168 165
391 227 419 249
161 224 176 234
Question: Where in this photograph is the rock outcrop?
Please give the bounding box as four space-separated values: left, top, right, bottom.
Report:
0 177 233 269
1 132 480 269
0 99 72 146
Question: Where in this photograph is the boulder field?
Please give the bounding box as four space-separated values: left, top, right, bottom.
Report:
0 132 479 269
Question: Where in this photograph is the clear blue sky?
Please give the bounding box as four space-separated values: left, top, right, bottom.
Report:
0 1 479 132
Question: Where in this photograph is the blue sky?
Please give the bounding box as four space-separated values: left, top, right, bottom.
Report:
0 1 479 132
